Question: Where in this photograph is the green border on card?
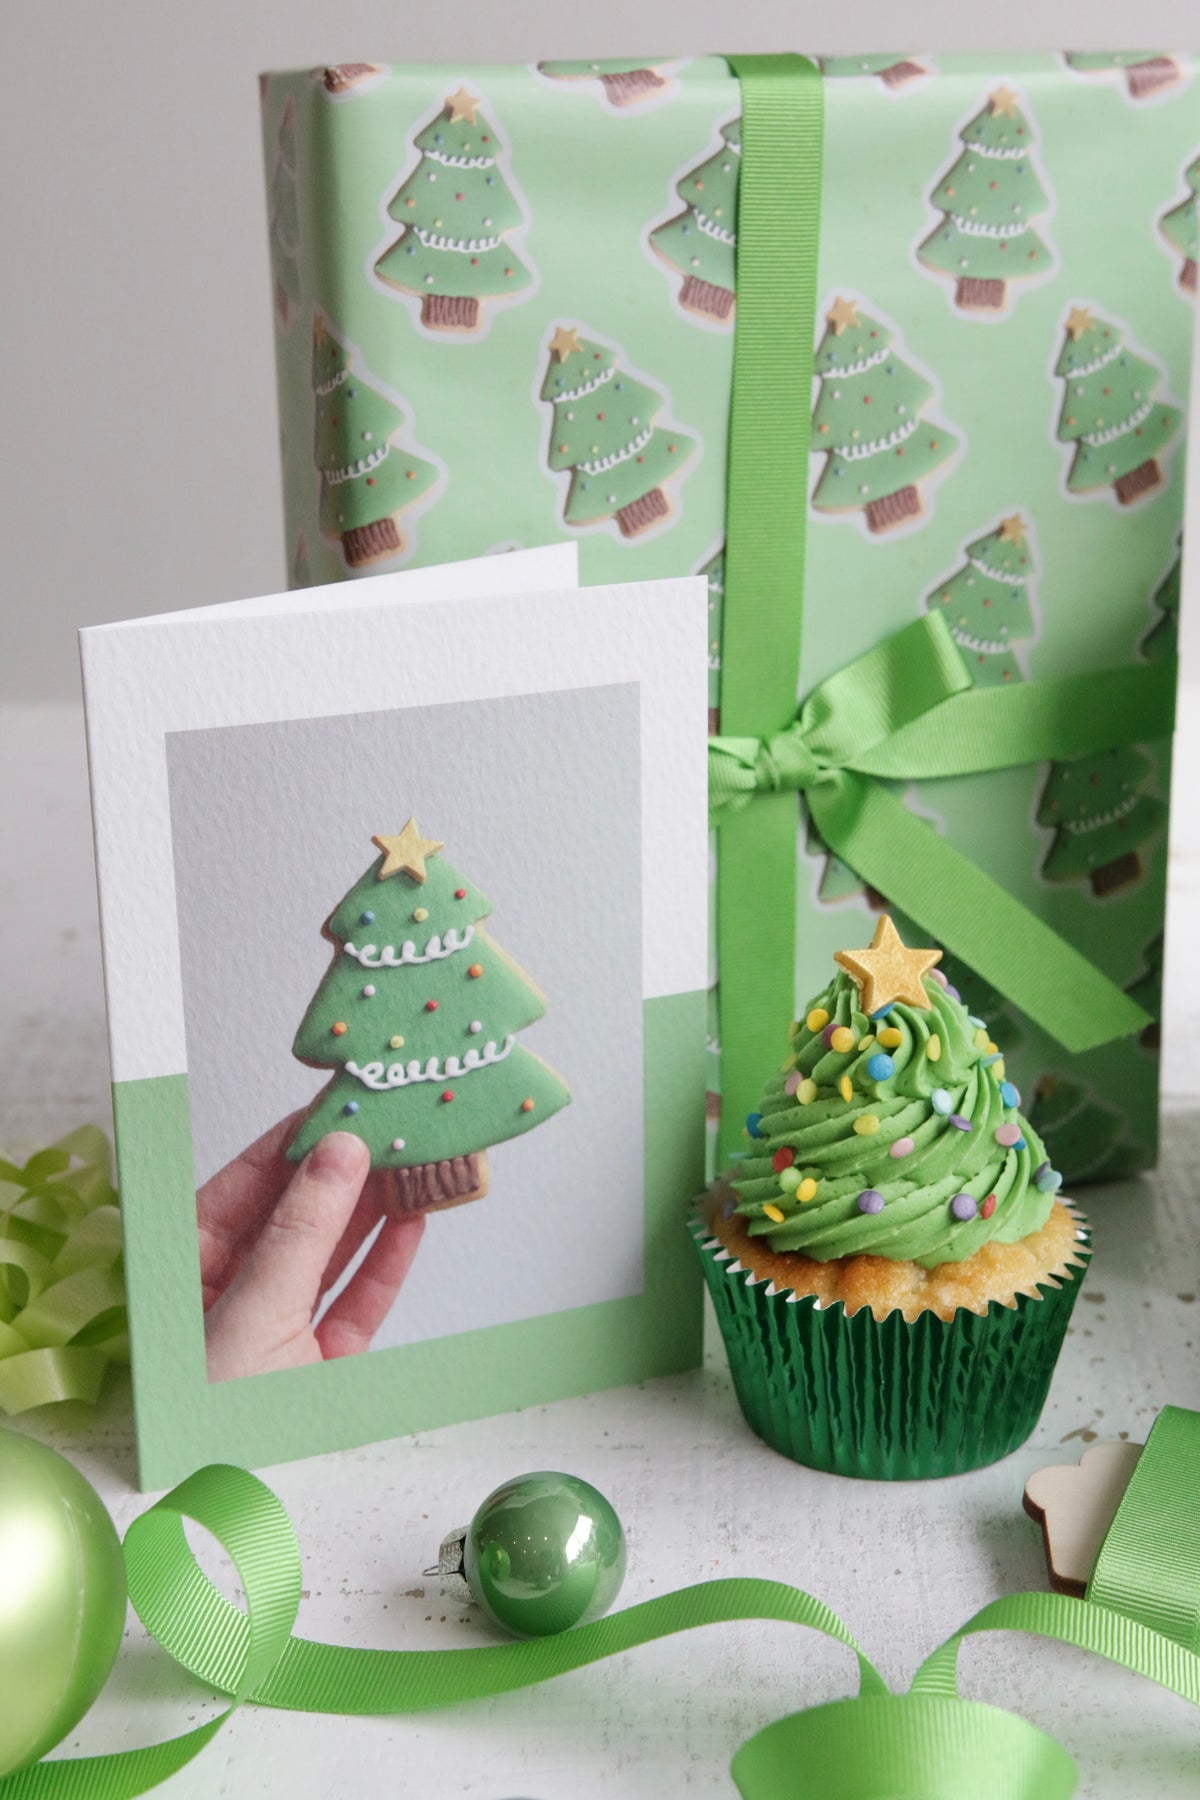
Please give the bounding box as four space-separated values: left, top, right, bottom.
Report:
116 990 706 1490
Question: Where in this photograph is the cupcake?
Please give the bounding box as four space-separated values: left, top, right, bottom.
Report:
695 916 1089 1479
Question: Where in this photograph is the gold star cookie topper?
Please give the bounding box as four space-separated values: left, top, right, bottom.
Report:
445 86 481 125
1066 305 1095 341
549 325 582 362
989 84 1020 117
372 820 444 885
826 296 860 337
833 915 943 1015
998 513 1027 548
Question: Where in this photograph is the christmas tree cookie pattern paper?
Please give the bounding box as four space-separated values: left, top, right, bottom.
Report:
374 86 535 337
649 115 740 327
924 514 1037 685
1052 306 1182 506
1159 154 1200 294
289 821 570 1214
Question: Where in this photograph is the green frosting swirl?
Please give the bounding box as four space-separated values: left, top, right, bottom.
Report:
732 969 1055 1269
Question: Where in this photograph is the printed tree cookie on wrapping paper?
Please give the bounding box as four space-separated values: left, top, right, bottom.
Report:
810 296 960 535
819 53 930 91
536 58 680 110
538 325 697 540
289 821 570 1216
923 513 1038 686
649 116 740 327
1159 154 1200 296
1036 746 1166 899
320 63 386 98
916 86 1055 317
1052 306 1182 507
1028 1074 1132 1184
1141 539 1180 663
1063 50 1185 104
374 86 534 337
311 317 441 570
267 96 300 330
1126 932 1164 1052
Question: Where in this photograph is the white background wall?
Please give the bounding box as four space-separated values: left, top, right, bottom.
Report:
3 3 1198 698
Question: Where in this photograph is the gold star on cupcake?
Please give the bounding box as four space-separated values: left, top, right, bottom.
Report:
826 296 860 337
445 86 480 125
833 915 943 1015
372 820 444 884
1066 306 1094 341
548 325 582 362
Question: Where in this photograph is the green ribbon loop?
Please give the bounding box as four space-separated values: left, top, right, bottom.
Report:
712 53 1174 1162
1088 1404 1200 1653
6 1434 1200 1799
0 1128 127 1415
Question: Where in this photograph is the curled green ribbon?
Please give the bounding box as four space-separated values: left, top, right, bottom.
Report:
713 55 1174 1163
0 1128 126 1415
5 1414 1200 1798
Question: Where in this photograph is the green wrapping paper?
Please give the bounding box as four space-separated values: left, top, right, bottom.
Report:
692 1197 1090 1478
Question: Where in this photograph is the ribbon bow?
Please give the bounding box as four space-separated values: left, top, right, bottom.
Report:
4 1407 1198 1798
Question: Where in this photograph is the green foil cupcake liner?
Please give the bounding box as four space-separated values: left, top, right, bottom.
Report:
693 1196 1090 1480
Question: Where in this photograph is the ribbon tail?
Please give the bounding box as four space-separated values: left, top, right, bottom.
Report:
810 776 1150 1053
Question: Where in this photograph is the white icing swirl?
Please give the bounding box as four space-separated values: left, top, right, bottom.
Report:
347 1034 515 1089
342 925 474 967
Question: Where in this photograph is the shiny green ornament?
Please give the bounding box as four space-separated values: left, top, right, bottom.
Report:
432 1471 626 1638
0 1428 127 1775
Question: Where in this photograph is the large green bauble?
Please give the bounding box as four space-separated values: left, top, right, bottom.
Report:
463 1471 626 1639
0 1428 127 1775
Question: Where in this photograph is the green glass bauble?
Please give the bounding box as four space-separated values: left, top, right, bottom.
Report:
459 1471 626 1639
0 1428 127 1775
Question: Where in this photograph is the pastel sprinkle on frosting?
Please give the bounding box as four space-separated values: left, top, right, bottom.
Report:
807 1007 829 1032
763 1203 785 1223
931 1088 953 1116
950 1192 978 1221
831 1026 856 1054
889 1136 915 1159
853 1114 880 1135
797 1177 818 1203
857 1189 885 1215
927 1033 942 1062
797 1078 818 1105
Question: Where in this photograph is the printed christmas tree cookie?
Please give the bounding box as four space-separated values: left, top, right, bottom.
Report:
820 53 928 90
917 86 1053 315
375 87 533 335
267 98 300 329
1141 541 1180 662
311 316 439 569
1126 931 1164 1050
537 58 675 109
289 820 570 1215
650 118 740 325
1053 306 1181 506
924 514 1036 685
1028 1075 1129 1183
1037 746 1166 898
811 296 959 534
805 812 887 909
1064 51 1182 103
539 325 696 539
1160 155 1200 294
699 545 723 732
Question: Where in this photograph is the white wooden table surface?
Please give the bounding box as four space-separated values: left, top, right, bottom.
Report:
2 698 1198 1798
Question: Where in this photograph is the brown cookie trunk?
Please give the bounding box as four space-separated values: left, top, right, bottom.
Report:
601 68 665 105
421 293 481 333
1114 459 1162 506
1089 851 1141 898
881 60 926 87
708 706 721 736
274 279 292 329
341 516 403 568
324 63 377 92
679 275 735 321
865 485 920 534
1127 57 1178 99
1181 258 1197 295
955 276 1006 312
387 1151 489 1217
705 1090 722 1124
617 487 669 537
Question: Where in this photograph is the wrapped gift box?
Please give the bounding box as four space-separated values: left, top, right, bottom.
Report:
262 51 1200 1183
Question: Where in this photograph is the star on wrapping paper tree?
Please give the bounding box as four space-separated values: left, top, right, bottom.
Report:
289 824 570 1214
374 89 533 334
539 325 696 538
917 85 1054 315
833 915 942 1014
1160 155 1200 296
649 116 740 325
811 298 959 533
924 513 1037 685
1053 306 1181 506
311 317 439 569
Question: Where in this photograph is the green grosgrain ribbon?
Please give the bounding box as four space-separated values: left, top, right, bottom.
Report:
1087 1403 1200 1652
0 1128 127 1415
714 53 1172 1164
5 1420 1200 1799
